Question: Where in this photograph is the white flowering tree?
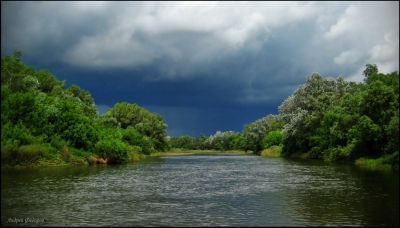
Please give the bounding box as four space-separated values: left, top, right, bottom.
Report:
243 114 283 153
278 73 358 155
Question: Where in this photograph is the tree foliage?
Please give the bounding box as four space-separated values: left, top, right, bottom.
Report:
1 52 169 165
262 130 283 149
2 52 397 167
278 65 398 164
243 115 284 153
104 102 168 151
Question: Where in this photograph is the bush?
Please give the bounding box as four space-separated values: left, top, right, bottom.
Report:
94 139 128 164
122 127 143 145
140 137 156 155
2 92 36 124
322 143 356 162
40 144 58 159
1 141 17 163
122 127 155 154
1 142 58 165
261 145 282 157
127 145 142 153
323 148 341 162
2 123 36 146
65 147 90 165
60 146 72 162
62 119 99 150
127 145 146 162
262 130 283 149
17 144 44 163
308 146 323 159
70 147 92 159
50 135 68 150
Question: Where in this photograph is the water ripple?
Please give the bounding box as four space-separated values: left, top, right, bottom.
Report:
2 155 398 226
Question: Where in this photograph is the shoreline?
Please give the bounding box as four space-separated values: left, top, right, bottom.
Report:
0 150 252 169
2 149 397 172
152 149 253 157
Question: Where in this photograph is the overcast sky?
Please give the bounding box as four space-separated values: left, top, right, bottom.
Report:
2 1 399 136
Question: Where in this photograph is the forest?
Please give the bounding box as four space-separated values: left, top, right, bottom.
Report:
172 64 399 168
1 52 168 165
1 52 399 168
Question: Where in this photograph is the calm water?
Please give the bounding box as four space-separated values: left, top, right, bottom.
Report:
1 155 399 226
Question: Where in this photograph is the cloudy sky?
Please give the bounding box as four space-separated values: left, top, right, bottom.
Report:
2 1 399 136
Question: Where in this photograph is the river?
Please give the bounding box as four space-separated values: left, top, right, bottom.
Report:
1 155 399 226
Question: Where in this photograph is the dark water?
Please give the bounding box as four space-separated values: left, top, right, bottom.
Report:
1 155 399 226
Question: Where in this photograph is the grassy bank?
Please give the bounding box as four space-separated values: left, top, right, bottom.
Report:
280 151 399 171
1 147 251 168
1 144 152 168
258 145 398 171
260 145 282 157
355 153 399 171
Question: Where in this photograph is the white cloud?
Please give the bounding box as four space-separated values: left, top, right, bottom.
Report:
324 5 359 40
368 32 399 73
323 2 399 81
347 31 399 82
60 2 319 70
334 49 363 65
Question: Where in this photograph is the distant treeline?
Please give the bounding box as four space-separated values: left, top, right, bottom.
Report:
171 64 399 166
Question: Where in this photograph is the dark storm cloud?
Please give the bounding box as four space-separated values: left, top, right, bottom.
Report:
1 2 111 65
2 1 398 136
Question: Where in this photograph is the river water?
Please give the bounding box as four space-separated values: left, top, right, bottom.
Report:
1 155 399 226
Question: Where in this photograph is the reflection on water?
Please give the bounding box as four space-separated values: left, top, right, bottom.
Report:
1 155 398 226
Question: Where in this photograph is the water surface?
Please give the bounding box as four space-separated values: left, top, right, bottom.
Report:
2 155 399 226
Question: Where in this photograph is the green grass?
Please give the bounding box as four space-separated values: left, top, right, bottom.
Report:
261 145 282 157
354 154 396 171
1 139 158 167
128 151 146 162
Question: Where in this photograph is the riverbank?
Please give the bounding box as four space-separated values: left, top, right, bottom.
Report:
2 145 397 172
1 148 252 169
281 151 399 171
152 149 252 157
0 145 150 168
355 154 399 171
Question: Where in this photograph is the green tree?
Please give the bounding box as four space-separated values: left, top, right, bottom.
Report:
363 64 378 82
279 73 358 156
262 130 283 148
278 64 398 165
243 115 283 153
105 102 168 151
1 52 173 165
94 139 128 163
